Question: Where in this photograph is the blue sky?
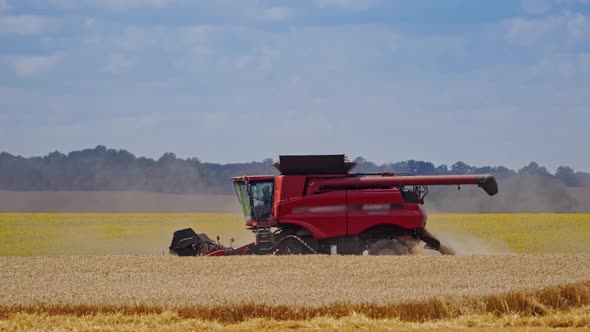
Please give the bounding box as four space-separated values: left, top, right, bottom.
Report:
0 0 589 171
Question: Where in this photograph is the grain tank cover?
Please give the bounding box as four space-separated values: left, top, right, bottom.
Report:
274 155 356 175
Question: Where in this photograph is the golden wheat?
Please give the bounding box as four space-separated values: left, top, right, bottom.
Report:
2 306 590 331
1 255 590 320
2 255 590 307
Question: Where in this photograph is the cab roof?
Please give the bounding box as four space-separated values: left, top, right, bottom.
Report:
232 175 275 182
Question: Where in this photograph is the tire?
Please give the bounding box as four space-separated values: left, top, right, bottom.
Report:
275 237 306 255
368 239 409 256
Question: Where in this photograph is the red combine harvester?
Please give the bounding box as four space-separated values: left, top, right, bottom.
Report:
169 155 498 256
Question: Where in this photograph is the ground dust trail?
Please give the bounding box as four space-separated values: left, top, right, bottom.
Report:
423 229 511 255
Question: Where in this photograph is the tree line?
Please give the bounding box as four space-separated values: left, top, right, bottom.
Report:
0 146 588 194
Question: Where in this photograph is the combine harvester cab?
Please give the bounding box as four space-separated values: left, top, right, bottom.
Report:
170 155 498 256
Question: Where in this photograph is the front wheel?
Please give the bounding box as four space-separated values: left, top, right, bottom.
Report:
368 239 409 255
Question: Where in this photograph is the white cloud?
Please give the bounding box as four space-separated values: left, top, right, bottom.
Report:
178 26 214 46
46 0 177 10
504 12 590 47
115 113 162 130
262 7 291 21
115 27 158 52
0 0 8 10
521 0 552 14
9 54 60 77
314 0 379 9
195 112 230 131
0 15 53 35
567 12 590 41
558 0 590 5
235 47 280 72
93 0 176 10
103 53 137 73
259 47 280 71
528 52 590 78
84 17 96 26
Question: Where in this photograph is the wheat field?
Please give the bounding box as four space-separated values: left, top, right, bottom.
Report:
4 307 590 331
1 213 590 256
1 213 590 330
427 214 590 254
1 255 590 330
0 213 248 256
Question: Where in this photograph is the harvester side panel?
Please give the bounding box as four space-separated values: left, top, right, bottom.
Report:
277 190 347 239
346 189 425 234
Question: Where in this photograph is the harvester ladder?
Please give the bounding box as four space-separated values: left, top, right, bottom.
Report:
256 221 274 254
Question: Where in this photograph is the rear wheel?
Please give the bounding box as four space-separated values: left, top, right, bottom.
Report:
275 237 306 255
369 239 409 255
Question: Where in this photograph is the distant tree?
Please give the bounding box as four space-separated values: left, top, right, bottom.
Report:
474 166 493 174
518 162 551 177
491 166 516 180
158 152 177 164
45 151 66 161
352 157 380 173
0 147 587 193
555 166 577 186
391 160 437 175
435 164 449 175
450 161 474 174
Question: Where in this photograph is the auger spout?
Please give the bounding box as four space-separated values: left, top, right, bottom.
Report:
309 174 498 196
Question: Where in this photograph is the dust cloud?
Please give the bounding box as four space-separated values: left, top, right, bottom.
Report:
412 229 510 256
433 230 510 255
426 175 578 213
